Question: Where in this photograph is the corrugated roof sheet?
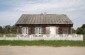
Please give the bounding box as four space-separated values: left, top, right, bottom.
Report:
16 14 73 25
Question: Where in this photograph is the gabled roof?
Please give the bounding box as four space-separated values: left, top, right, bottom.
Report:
16 14 73 25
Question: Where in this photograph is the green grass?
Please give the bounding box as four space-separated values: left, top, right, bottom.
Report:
0 40 85 47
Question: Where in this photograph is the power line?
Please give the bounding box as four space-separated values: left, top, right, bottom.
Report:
72 13 85 21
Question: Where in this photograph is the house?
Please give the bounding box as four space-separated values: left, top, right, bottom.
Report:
16 14 73 35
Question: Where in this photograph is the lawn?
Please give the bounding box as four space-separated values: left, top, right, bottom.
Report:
0 40 85 47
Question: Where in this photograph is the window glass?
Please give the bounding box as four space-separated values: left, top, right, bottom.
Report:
22 27 28 34
35 27 42 34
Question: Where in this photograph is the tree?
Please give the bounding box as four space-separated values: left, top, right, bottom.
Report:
76 27 83 34
0 25 17 34
4 25 11 34
76 24 85 34
81 24 85 28
10 25 17 33
0 26 4 34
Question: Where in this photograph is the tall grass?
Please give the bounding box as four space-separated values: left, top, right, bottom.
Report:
0 40 85 46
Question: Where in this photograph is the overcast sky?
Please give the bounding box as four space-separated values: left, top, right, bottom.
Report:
0 0 85 29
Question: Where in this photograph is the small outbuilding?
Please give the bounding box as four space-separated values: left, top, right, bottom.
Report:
16 14 73 35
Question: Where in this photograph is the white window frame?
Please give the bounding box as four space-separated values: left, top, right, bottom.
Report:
35 27 42 34
22 27 28 34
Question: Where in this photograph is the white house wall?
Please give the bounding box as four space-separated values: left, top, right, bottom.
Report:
46 26 59 34
49 26 56 34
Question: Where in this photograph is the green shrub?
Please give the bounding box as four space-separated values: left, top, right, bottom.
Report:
0 34 17 37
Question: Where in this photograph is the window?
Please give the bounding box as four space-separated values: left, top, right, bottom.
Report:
35 27 42 34
22 27 28 34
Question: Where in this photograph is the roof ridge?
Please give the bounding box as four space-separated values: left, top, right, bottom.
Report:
22 14 66 15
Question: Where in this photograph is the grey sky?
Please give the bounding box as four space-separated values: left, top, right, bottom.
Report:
0 0 85 29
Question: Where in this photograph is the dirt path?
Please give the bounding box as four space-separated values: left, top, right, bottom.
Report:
0 46 85 55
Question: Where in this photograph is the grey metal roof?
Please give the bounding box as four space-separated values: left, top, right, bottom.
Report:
16 14 73 25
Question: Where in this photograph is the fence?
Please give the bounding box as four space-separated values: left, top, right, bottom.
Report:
0 34 83 41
